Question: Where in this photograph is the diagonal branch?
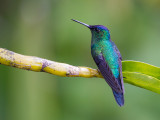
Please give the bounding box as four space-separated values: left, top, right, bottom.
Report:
1 48 160 94
0 48 102 78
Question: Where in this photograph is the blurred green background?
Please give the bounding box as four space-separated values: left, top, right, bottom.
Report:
0 0 160 120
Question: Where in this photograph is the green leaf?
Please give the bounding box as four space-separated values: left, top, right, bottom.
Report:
122 61 160 94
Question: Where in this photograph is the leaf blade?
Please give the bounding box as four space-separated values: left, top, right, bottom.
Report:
122 61 160 94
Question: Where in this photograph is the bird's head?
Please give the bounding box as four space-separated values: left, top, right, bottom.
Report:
72 19 111 40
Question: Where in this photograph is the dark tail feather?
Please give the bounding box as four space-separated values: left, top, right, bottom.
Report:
112 90 124 107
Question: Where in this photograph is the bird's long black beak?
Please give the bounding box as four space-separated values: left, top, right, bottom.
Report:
71 19 90 28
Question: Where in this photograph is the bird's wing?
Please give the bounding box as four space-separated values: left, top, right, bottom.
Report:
93 53 123 93
115 48 125 93
118 59 125 93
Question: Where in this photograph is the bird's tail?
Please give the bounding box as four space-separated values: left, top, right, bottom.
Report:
112 90 124 107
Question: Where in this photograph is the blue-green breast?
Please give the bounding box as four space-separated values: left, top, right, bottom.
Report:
91 40 120 79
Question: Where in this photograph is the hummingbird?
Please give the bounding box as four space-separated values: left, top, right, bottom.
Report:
72 19 124 106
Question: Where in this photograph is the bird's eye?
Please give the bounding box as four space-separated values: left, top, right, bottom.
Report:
95 28 100 33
